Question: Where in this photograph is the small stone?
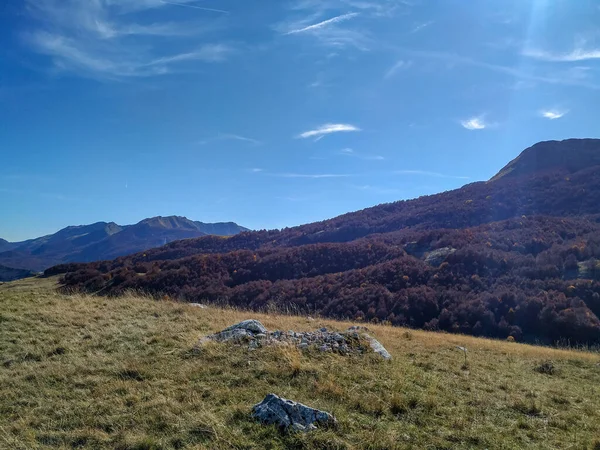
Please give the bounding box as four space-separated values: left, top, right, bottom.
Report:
319 327 327 332
319 345 331 352
298 343 309 350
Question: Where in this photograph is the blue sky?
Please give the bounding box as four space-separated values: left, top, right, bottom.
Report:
1 0 599 241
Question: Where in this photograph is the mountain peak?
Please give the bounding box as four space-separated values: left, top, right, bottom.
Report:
490 138 600 182
138 216 198 230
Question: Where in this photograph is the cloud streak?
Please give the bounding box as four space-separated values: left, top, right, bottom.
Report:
284 12 359 35
268 173 352 179
297 123 361 139
159 1 229 14
199 133 262 146
523 48 600 62
396 48 600 89
384 59 412 79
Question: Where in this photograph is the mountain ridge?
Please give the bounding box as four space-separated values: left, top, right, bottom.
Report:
0 216 248 273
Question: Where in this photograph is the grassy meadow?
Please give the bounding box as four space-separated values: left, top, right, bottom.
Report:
1 277 599 449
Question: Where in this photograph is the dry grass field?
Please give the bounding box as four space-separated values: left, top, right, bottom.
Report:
1 277 599 449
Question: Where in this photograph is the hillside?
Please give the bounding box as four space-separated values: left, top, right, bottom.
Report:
0 264 37 282
0 216 248 272
51 139 600 346
1 277 599 449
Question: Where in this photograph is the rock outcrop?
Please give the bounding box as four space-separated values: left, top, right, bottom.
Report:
252 394 336 432
201 321 392 360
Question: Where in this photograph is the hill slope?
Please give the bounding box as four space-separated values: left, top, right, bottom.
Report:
0 216 248 272
52 139 600 345
0 264 37 282
1 278 599 449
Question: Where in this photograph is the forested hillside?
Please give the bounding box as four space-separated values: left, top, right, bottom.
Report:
51 139 600 345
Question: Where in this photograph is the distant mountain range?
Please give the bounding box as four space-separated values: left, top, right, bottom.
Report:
0 217 248 275
54 138 600 345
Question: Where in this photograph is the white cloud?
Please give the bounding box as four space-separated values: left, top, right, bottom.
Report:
395 170 470 180
523 47 600 62
338 148 384 160
24 0 230 79
384 59 412 79
460 116 487 130
539 109 568 120
297 123 361 139
284 13 359 35
411 21 433 33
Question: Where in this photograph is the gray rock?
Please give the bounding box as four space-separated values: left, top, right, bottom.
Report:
189 303 207 309
424 247 456 267
223 320 267 334
252 394 336 432
206 319 267 343
365 335 392 360
332 333 345 342
298 343 309 350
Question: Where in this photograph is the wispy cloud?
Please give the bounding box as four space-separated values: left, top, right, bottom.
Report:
159 1 229 14
523 47 600 62
539 109 569 120
290 0 410 19
395 48 600 89
297 123 361 139
395 170 470 180
269 173 352 179
411 21 433 33
460 116 487 130
198 133 262 146
384 59 412 79
284 13 359 35
338 148 384 160
24 0 231 79
278 13 369 50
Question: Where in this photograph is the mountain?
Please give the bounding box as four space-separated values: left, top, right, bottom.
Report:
50 139 600 345
0 217 248 272
0 239 17 253
491 138 600 181
0 264 37 282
